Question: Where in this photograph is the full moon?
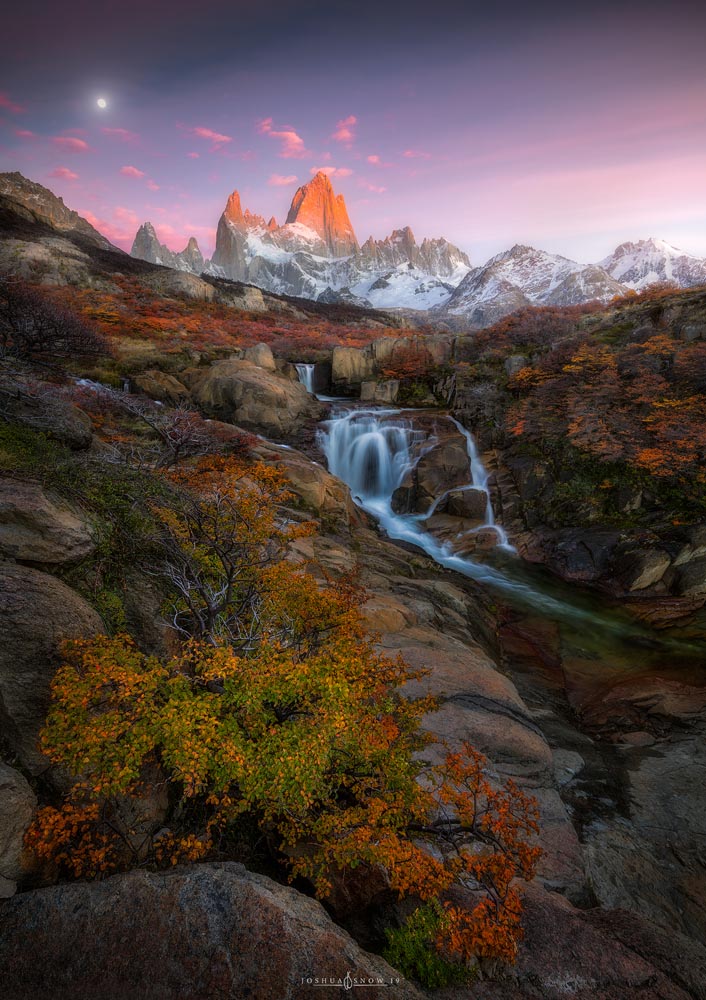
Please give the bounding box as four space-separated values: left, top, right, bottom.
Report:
96 97 107 109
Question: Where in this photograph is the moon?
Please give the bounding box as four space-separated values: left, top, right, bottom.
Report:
96 97 107 109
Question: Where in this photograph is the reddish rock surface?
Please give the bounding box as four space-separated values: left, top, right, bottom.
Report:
286 171 359 256
0 863 422 1000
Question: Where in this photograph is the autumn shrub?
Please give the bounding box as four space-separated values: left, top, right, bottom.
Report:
0 278 107 361
26 455 542 978
383 900 475 988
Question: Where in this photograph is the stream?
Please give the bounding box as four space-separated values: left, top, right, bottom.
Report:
317 404 704 655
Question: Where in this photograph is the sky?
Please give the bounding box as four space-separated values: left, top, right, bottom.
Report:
1 0 705 265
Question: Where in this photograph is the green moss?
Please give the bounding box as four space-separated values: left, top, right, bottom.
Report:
383 901 475 989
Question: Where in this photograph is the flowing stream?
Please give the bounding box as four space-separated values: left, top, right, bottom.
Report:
317 405 706 657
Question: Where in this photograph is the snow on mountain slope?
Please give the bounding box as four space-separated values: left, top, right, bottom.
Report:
441 244 623 323
127 170 706 323
600 238 706 291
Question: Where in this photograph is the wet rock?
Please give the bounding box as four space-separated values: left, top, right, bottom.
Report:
360 379 399 404
0 862 421 1000
675 555 706 596
621 548 671 591
552 749 585 787
445 486 488 520
0 478 94 566
413 437 471 511
0 564 102 774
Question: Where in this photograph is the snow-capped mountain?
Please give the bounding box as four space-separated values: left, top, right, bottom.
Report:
439 245 625 325
599 238 706 291
129 173 706 323
131 172 471 310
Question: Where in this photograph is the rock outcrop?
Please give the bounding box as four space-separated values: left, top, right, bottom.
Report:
0 863 421 1000
130 223 204 273
0 564 102 774
0 172 114 251
0 479 94 566
187 359 324 442
285 172 359 256
0 762 36 897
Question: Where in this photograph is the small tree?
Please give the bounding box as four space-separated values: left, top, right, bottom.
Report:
0 278 106 360
27 456 542 979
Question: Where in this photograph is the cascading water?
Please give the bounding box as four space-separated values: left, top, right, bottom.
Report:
295 363 316 394
449 417 512 549
320 407 600 618
324 409 422 503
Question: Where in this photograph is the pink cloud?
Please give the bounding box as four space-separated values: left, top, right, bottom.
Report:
146 180 160 191
14 129 36 139
310 166 353 178
257 118 308 159
52 136 91 153
80 210 136 250
332 115 357 145
114 206 140 226
186 151 200 159
0 93 24 114
367 154 393 168
359 180 387 194
102 127 138 142
402 149 431 159
268 173 298 186
120 165 145 178
179 125 232 151
49 167 79 181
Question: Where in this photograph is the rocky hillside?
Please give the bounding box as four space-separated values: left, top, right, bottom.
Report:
1 340 705 998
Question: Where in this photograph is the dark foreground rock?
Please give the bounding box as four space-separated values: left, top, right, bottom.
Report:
438 884 706 1000
0 862 422 1000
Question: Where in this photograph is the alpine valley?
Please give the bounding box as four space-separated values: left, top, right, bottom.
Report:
129 170 706 322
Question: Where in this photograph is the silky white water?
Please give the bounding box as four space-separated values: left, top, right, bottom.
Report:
295 363 316 394
319 407 592 617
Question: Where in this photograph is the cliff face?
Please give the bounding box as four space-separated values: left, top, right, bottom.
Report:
285 171 358 256
0 171 115 251
131 222 205 273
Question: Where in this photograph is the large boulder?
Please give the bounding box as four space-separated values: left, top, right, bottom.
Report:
458 883 706 1000
253 441 356 526
130 370 190 405
0 762 36 898
141 270 216 301
242 342 276 371
0 862 421 1000
0 479 94 566
0 564 102 774
392 436 471 515
331 346 375 390
189 360 323 442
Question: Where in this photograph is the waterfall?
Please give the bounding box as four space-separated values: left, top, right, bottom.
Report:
323 409 422 502
295 363 316 394
319 407 577 613
448 417 511 548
